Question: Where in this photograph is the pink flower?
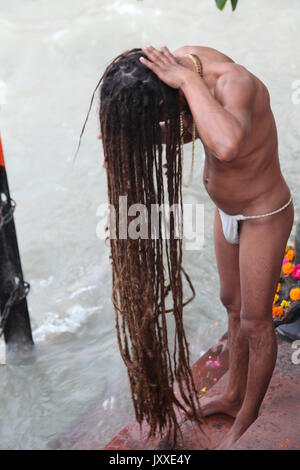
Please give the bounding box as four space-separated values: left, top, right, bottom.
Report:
282 257 288 265
292 264 300 280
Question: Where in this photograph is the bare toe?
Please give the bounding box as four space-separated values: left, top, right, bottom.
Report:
200 394 242 418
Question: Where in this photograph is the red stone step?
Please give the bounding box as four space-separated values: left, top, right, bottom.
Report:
104 335 300 450
104 333 231 450
53 333 300 450
233 337 300 450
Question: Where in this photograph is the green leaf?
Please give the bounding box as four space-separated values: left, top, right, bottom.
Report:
215 0 227 11
230 0 238 10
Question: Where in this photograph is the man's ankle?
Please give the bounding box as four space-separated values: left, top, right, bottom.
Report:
224 389 244 407
235 409 259 428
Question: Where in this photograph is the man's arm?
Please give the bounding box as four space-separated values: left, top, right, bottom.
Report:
181 68 256 161
140 46 256 161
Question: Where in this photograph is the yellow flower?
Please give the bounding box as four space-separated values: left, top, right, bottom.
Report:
290 288 300 302
273 293 279 305
276 282 281 293
272 306 284 318
280 300 291 309
282 262 295 276
286 249 295 261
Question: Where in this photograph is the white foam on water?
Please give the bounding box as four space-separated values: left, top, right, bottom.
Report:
104 1 143 16
33 304 103 343
0 336 6 365
51 29 69 42
55 284 98 304
39 276 55 288
68 284 98 300
102 396 115 411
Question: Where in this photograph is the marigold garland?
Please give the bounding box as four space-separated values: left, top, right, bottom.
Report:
282 262 295 276
290 288 300 302
272 306 284 318
280 299 291 309
272 242 299 322
286 249 295 261
276 282 281 293
292 264 300 280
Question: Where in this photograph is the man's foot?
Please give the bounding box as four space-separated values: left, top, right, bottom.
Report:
200 393 242 418
215 413 257 450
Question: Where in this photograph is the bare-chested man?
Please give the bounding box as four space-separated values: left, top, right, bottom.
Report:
139 45 294 449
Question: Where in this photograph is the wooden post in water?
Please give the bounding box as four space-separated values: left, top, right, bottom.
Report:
0 135 33 349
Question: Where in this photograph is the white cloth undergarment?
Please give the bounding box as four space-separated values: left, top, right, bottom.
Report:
218 195 293 245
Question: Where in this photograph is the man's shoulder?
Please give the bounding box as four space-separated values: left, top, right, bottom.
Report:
215 64 257 104
217 64 255 88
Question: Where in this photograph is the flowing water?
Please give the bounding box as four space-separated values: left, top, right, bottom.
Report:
0 0 299 449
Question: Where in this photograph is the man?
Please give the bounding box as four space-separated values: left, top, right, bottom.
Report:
140 45 294 449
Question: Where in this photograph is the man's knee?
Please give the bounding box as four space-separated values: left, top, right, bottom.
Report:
220 289 241 317
240 311 273 339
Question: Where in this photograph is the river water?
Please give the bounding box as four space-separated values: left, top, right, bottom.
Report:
0 0 299 449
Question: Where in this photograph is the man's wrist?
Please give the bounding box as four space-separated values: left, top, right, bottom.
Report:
180 69 202 93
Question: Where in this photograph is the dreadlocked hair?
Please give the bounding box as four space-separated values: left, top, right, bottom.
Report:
98 48 203 447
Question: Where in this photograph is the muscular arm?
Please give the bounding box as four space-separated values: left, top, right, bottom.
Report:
181 68 256 161
140 45 256 161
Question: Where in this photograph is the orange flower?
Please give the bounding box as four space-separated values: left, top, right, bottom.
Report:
272 306 284 318
273 293 279 305
282 262 295 276
290 288 300 302
276 282 281 293
286 249 295 261
285 244 291 254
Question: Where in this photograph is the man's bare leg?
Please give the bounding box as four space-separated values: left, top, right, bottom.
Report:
200 208 248 417
217 201 294 449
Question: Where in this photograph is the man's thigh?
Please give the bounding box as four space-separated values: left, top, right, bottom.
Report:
239 203 294 321
214 207 241 307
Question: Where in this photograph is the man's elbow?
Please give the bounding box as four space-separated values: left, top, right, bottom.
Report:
217 130 246 162
217 141 240 162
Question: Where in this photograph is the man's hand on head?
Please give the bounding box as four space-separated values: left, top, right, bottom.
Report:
140 45 195 90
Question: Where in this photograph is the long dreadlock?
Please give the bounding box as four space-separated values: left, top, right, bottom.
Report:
80 48 203 447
